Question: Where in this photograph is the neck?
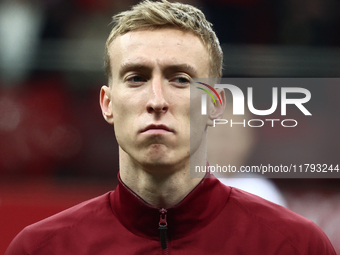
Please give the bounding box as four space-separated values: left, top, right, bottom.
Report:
119 144 207 208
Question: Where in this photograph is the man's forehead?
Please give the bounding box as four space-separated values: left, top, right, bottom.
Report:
108 28 210 77
109 28 207 56
118 60 199 77
113 27 195 44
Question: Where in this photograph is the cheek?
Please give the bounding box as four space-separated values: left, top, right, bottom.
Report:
189 102 209 142
111 90 143 119
189 91 208 122
111 97 135 137
177 101 206 143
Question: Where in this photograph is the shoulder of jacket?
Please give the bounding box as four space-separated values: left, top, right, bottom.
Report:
5 191 113 255
228 187 336 255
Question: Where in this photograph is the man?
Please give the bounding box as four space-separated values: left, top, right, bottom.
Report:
6 1 336 254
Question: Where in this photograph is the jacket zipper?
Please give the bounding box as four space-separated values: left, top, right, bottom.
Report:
158 208 168 250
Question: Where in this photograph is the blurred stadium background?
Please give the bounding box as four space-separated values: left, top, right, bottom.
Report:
0 0 339 253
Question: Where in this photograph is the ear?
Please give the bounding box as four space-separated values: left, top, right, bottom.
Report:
207 88 226 126
100 85 114 125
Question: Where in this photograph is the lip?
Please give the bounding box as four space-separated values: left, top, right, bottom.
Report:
141 124 173 134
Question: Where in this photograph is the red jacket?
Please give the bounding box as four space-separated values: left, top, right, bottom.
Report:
6 174 336 254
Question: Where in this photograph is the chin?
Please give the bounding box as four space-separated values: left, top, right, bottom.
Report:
142 155 174 167
139 153 179 170
142 154 189 173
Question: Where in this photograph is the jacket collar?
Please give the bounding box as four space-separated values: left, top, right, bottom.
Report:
110 172 230 240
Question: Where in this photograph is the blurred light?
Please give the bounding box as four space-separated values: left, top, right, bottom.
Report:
0 97 21 132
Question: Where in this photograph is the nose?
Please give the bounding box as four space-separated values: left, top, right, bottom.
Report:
146 78 169 114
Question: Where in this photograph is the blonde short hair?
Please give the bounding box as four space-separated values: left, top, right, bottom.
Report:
104 0 223 80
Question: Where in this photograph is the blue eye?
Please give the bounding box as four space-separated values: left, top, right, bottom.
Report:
177 77 189 83
126 75 147 86
172 77 190 87
130 76 145 82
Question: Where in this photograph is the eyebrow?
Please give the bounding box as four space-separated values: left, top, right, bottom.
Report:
119 63 150 78
118 62 199 78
